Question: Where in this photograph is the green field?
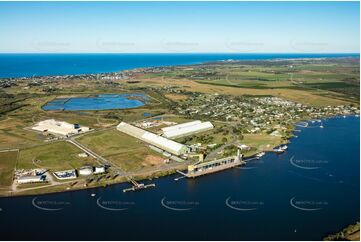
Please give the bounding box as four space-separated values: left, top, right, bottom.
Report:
17 141 97 170
0 150 18 186
76 129 163 171
241 134 283 153
150 60 359 105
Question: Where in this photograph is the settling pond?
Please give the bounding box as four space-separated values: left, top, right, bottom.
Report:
42 94 148 111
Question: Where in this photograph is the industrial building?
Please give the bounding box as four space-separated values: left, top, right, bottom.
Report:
162 120 202 133
32 119 90 136
94 166 106 174
183 150 244 178
117 122 188 156
162 120 214 139
53 169 77 180
17 175 46 184
79 166 93 176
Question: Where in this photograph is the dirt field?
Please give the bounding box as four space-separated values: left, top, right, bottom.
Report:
164 93 188 101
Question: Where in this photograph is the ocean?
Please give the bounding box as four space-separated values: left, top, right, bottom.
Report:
0 53 359 78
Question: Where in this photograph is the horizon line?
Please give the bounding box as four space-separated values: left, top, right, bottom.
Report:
0 52 360 55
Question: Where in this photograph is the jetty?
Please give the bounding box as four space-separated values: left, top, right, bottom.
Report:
123 177 155 192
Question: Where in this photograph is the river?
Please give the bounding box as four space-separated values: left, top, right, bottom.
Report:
0 115 359 240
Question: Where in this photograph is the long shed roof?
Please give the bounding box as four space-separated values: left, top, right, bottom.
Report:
117 122 188 156
161 120 202 133
162 121 214 139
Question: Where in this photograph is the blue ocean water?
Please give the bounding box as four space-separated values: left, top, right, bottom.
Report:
42 94 147 111
0 116 359 240
0 53 359 78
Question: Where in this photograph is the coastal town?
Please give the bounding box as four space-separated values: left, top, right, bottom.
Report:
0 57 359 197
0 1 359 241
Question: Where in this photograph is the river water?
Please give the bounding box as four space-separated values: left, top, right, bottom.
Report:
0 115 359 240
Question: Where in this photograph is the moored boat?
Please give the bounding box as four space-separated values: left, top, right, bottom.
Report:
256 152 266 159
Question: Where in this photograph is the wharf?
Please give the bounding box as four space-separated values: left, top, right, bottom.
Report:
180 152 245 178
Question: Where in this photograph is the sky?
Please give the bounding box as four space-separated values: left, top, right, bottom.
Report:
0 1 359 53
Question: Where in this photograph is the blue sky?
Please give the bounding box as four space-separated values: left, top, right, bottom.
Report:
0 1 359 53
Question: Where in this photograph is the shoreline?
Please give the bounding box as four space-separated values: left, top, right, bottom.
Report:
324 222 360 241
5 160 246 197
0 54 359 79
0 162 189 198
1 114 357 198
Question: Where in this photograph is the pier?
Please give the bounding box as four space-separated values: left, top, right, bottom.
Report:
123 177 155 192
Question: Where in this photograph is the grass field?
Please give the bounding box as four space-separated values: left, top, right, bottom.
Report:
137 59 359 106
241 134 283 153
164 93 188 101
135 77 354 106
17 141 97 170
76 129 164 171
0 151 18 187
0 117 45 149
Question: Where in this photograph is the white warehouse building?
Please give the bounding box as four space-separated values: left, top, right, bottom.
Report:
79 166 93 176
32 119 90 136
117 122 188 156
17 175 46 184
162 120 214 139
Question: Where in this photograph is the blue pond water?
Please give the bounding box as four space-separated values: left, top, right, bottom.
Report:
143 112 152 117
0 116 359 240
42 93 147 111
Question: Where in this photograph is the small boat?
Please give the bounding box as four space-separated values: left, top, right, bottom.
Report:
256 152 265 159
273 147 284 153
91 193 96 197
343 115 346 118
320 125 324 128
273 145 287 153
